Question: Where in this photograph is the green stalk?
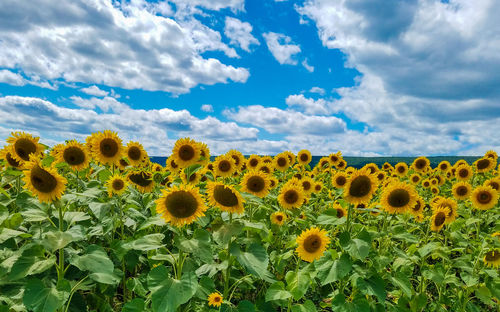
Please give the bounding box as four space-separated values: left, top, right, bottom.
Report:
223 213 233 298
54 200 65 282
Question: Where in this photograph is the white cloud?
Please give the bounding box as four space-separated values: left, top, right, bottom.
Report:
201 104 214 112
80 85 109 97
0 0 249 95
0 70 25 86
224 17 260 52
309 87 325 95
285 94 329 115
263 32 301 65
301 59 314 72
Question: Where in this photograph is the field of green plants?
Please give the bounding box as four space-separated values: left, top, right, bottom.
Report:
0 131 499 312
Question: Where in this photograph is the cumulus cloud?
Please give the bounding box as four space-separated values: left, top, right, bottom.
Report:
309 87 325 95
80 85 109 97
285 94 329 115
201 104 214 112
263 32 301 65
224 17 260 52
0 0 249 95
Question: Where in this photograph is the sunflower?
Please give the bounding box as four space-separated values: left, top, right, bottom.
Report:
409 197 425 217
299 176 315 195
430 186 439 195
485 177 500 193
297 149 312 166
273 153 290 172
196 142 211 166
281 151 295 166
422 179 431 188
313 181 323 193
382 162 393 171
375 171 386 182
483 250 500 268
156 184 207 227
492 232 500 239
474 157 495 173
296 227 330 262
117 158 129 171
207 292 223 308
22 156 66 203
332 203 347 218
437 161 451 172
0 147 23 169
455 164 472 181
470 185 499 210
125 141 147 166
171 138 200 168
409 173 421 184
258 164 273 174
56 140 89 171
180 169 202 185
91 130 123 166
432 197 458 224
332 171 348 188
380 182 418 214
278 183 305 210
213 155 236 178
343 168 378 206
270 211 287 225
317 157 330 170
106 174 128 197
484 150 498 160
165 157 180 174
6 131 43 163
430 206 450 232
412 157 430 173
128 170 155 193
240 171 271 198
207 182 244 214
246 155 261 170
225 149 244 171
152 163 163 172
336 159 347 170
394 162 408 177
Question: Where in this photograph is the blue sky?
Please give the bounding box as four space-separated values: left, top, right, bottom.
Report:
1 0 499 156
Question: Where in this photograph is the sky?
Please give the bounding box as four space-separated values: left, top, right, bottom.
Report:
1 0 500 156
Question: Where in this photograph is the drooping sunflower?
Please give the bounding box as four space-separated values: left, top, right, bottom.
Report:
22 156 67 203
485 177 500 193
171 138 200 168
56 140 89 171
91 130 123 166
394 162 408 177
127 170 155 193
343 168 378 206
455 164 472 181
432 197 458 224
331 171 348 188
156 184 207 227
474 157 495 173
125 141 147 166
0 146 23 169
270 211 287 225
483 250 500 268
226 149 244 172
207 292 223 308
409 197 425 217
207 182 244 214
106 174 128 197
240 171 271 198
278 183 305 210
470 185 499 210
246 155 261 170
213 155 236 178
380 182 418 214
412 157 430 173
296 227 330 263
273 153 290 172
430 206 450 232
297 149 312 166
6 131 43 163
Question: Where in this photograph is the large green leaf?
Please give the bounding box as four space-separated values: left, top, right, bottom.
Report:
122 298 145 312
41 228 84 252
0 205 8 224
291 300 317 312
316 209 346 226
285 270 311 300
316 253 352 286
265 281 291 302
9 255 55 281
176 229 212 263
151 271 198 312
0 228 25 243
390 272 412 298
69 245 119 284
230 243 274 282
23 279 66 312
122 234 165 251
213 221 244 245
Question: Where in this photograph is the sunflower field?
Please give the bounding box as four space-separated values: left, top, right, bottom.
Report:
0 131 499 312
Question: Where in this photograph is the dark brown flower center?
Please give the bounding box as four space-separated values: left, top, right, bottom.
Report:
284 189 299 204
303 234 321 253
6 152 21 167
477 191 492 204
415 159 427 169
178 145 195 161
218 160 231 172
412 200 421 212
489 181 499 191
112 179 124 191
213 185 239 207
315 184 321 191
336 208 344 218
100 138 119 158
15 138 37 161
439 163 448 170
120 159 128 167
337 161 345 168
247 176 265 193
302 181 311 191
477 159 490 170
330 155 338 162
63 146 85 166
129 172 152 187
277 157 287 167
456 185 468 196
388 189 410 208
336 175 347 186
459 168 469 178
231 155 240 166
300 153 309 162
412 176 420 183
485 250 500 261
276 215 283 222
31 165 57 193
348 176 372 198
165 191 198 218
128 146 142 161
434 212 446 227
249 158 259 167
397 166 405 173
259 166 270 174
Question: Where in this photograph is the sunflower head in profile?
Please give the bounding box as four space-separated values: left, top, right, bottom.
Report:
156 185 207 227
6 131 43 163
127 170 155 193
125 141 147 166
470 185 499 210
336 159 347 170
165 157 180 174
296 227 330 262
56 140 89 171
343 168 378 206
246 155 261 170
474 157 495 173
380 182 418 214
269 176 279 189
455 164 472 181
278 182 305 210
240 170 271 198
213 155 236 178
90 130 123 166
331 171 348 189
412 156 430 173
483 249 500 268
207 292 223 308
450 181 471 200
408 197 425 217
430 206 450 232
270 211 287 225
394 162 408 177
207 182 244 214
171 138 200 168
363 163 378 175
273 153 290 172
106 174 128 197
485 177 500 193
0 146 23 169
22 155 67 203
225 149 244 171
297 149 312 166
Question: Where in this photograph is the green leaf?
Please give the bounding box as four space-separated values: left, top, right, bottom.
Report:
475 286 494 306
485 279 500 300
23 279 66 312
285 270 311 300
70 244 117 284
346 238 370 260
291 300 317 312
230 243 274 282
176 229 212 263
9 255 56 280
418 242 441 258
316 209 346 226
265 282 291 302
151 271 198 312
0 228 25 243
390 272 412 298
41 231 78 252
355 274 386 303
213 221 244 245
63 211 91 224
237 300 256 312
460 272 479 288
21 208 48 222
122 298 145 312
122 234 165 251
0 205 8 224
89 272 121 285
317 253 352 285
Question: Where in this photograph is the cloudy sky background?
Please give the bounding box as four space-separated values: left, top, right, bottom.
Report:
1 0 499 156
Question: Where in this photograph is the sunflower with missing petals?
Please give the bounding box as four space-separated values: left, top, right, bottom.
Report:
470 185 498 210
278 182 305 210
156 184 207 227
328 152 341 167
171 138 200 168
296 227 330 262
297 149 312 166
0 146 23 169
6 131 43 163
196 142 211 166
165 157 181 174
270 211 287 225
240 171 271 198
106 174 128 197
207 292 223 308
213 155 236 178
91 130 123 166
127 170 155 193
380 182 418 214
343 168 378 206
484 177 500 193
483 249 500 268
430 206 450 232
125 141 147 166
258 163 273 175
180 169 202 185
23 155 67 203
56 140 89 171
412 156 430 173
207 182 244 214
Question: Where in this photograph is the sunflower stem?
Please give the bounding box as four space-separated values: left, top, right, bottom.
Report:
346 204 353 233
55 200 65 282
224 213 233 299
